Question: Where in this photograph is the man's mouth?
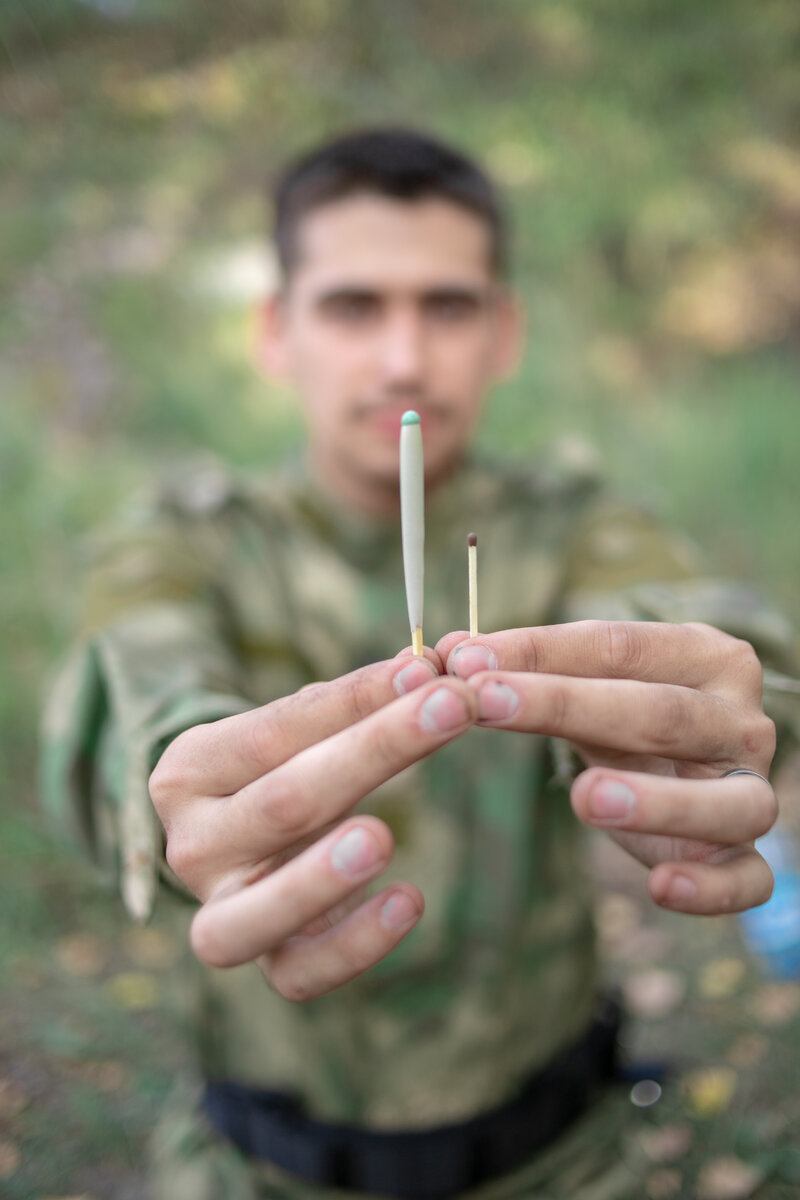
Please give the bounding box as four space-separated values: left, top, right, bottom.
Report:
366 408 412 437
356 402 449 438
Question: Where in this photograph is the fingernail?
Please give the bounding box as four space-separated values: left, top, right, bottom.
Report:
331 827 381 876
667 874 697 904
588 781 635 821
448 643 498 679
419 687 471 733
393 658 438 695
380 892 421 932
477 681 519 722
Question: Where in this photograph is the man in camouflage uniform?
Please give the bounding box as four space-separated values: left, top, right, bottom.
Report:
41 129 795 1199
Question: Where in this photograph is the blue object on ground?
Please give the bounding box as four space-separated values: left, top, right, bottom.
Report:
739 826 800 980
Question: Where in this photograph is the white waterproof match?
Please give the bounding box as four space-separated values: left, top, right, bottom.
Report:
400 411 425 655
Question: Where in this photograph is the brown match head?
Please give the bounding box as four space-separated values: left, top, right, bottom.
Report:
467 532 477 547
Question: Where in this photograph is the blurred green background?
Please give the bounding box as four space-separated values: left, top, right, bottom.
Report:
2 2 800 1196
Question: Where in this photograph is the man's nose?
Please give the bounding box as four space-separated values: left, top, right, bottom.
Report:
379 311 427 384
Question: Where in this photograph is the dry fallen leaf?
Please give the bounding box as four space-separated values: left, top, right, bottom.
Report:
91 1060 125 1092
0 1139 21 1177
41 1195 99 1200
749 983 800 1026
596 893 642 942
637 1123 692 1162
59 1058 127 1094
726 139 800 212
696 1156 765 1200
105 971 159 1010
612 926 677 965
699 957 747 999
56 933 108 979
11 958 45 989
726 1033 769 1068
646 1167 682 1197
655 237 800 354
624 969 686 1019
121 925 176 970
0 1078 30 1119
682 1067 738 1117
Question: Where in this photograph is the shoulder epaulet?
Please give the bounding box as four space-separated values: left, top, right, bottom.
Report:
490 437 605 507
237 464 307 527
157 458 237 519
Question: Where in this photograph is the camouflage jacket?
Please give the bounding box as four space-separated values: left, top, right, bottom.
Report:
39 453 800 1130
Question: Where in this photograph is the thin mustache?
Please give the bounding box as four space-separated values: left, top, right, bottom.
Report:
352 396 451 420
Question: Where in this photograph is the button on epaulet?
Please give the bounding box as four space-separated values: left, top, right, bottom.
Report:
163 462 235 518
514 457 603 506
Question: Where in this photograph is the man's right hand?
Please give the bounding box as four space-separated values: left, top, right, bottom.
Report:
148 653 477 1001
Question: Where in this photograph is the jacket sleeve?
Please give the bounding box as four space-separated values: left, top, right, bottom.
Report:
39 484 254 923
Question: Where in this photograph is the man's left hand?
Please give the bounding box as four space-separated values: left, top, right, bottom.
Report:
436 621 777 915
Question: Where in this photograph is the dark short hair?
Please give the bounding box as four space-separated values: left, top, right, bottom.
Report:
273 127 508 279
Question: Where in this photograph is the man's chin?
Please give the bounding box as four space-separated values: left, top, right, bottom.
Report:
350 457 402 494
349 443 462 495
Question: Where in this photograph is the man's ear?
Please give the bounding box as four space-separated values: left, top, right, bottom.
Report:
253 293 291 382
489 291 525 383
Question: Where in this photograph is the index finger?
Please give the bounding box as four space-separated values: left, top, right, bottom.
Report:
437 621 758 691
151 649 442 800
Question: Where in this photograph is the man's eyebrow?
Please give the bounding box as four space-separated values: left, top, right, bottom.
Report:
313 286 383 305
312 284 495 304
420 285 494 303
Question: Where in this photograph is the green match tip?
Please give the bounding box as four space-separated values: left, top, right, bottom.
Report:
401 410 420 426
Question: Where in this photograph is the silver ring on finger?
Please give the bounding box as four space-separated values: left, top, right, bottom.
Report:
722 768 771 787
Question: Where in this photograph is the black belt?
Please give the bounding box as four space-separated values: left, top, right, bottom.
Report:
202 996 622 1199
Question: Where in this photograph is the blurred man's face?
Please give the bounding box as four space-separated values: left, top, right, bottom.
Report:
260 192 519 514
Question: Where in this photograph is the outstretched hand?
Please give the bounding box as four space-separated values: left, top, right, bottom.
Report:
150 650 477 1000
151 619 777 1003
436 620 777 916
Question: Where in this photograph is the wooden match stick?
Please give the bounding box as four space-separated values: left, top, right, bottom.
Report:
468 532 478 637
400 410 424 655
